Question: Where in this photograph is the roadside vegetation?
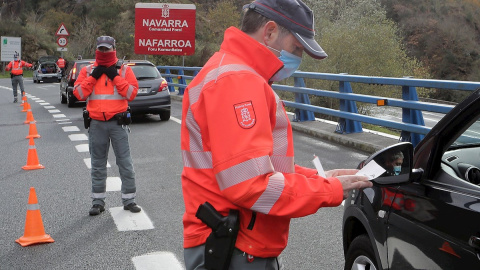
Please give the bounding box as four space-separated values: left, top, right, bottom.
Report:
2 0 479 129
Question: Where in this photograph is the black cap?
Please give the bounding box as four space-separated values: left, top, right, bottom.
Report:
245 0 327 59
96 36 115 49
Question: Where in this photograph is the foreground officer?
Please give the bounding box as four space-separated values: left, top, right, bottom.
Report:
73 36 141 216
181 0 373 269
6 52 32 103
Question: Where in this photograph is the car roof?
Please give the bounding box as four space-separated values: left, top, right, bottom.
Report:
124 60 155 66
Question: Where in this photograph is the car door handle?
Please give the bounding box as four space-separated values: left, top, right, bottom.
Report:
469 236 480 250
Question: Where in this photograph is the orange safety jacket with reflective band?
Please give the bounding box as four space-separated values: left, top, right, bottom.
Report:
6 60 32 75
57 58 65 68
73 63 138 121
181 27 343 258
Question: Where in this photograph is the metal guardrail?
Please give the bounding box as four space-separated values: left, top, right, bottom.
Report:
157 65 480 147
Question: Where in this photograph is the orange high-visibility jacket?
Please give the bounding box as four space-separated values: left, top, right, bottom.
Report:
181 27 343 258
57 58 65 68
6 60 32 75
73 62 138 121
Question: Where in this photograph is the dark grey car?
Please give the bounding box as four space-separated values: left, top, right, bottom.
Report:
126 60 171 121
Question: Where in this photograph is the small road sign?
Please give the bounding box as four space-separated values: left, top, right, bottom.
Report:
57 37 68 47
55 23 69 36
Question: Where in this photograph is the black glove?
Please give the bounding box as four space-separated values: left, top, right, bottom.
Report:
105 65 119 81
90 66 106 80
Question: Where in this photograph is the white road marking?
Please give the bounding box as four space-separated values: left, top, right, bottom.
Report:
68 134 88 141
83 158 111 169
44 105 55 109
62 126 80 132
109 207 154 231
132 252 184 270
56 119 70 122
171 116 181 124
30 97 40 100
106 177 121 191
75 144 89 152
58 121 72 124
49 109 61 113
52 114 66 118
35 100 45 103
39 103 50 105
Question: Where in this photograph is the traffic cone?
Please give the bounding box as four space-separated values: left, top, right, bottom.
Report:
21 101 30 112
24 107 35 124
22 138 44 170
15 187 54 247
20 95 27 107
26 121 41 139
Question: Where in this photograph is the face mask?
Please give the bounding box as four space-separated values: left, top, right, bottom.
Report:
267 46 302 82
393 166 402 175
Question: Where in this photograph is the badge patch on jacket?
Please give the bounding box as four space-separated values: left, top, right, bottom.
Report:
234 101 256 129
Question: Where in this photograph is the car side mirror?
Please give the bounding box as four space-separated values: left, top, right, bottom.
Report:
358 142 414 186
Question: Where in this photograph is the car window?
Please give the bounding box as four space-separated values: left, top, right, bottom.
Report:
441 114 480 186
129 65 161 80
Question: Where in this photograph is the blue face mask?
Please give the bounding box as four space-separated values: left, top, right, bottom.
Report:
393 166 402 175
268 46 302 82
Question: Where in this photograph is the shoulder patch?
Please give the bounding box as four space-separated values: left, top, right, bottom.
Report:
234 101 256 129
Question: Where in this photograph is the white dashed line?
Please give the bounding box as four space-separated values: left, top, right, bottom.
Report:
68 134 88 141
62 126 80 132
132 252 184 270
83 158 111 169
39 103 50 105
49 109 61 113
106 177 121 191
109 207 154 231
52 114 66 118
171 116 181 124
44 105 55 109
75 144 89 152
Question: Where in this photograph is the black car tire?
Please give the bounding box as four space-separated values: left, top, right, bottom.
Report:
60 90 67 104
159 111 170 121
344 234 378 270
67 92 75 107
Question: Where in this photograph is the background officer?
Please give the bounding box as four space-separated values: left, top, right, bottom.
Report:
5 52 32 103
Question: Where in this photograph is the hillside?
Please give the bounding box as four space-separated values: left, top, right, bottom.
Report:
2 0 480 101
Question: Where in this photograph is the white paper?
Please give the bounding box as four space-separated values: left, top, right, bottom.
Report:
355 160 386 180
312 155 327 178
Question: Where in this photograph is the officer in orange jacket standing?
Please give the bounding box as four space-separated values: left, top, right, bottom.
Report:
181 0 373 269
73 36 141 216
56 56 66 76
5 52 32 103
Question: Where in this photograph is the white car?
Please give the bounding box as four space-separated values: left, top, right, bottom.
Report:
33 56 62 83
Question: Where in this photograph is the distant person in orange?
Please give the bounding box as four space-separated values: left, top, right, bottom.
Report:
6 52 32 103
57 57 66 75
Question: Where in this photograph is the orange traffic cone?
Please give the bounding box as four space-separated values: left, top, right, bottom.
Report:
26 121 41 139
22 138 44 170
20 95 27 107
15 187 54 247
24 107 35 124
21 101 30 112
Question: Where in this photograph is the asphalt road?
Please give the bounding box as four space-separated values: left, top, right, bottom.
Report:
0 78 370 270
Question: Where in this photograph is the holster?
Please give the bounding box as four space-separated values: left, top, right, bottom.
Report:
195 202 240 270
83 108 91 129
115 107 132 125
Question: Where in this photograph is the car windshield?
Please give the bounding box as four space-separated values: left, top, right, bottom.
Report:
450 117 480 148
129 64 161 80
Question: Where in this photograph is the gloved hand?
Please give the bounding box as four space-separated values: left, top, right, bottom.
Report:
105 65 119 81
90 66 106 80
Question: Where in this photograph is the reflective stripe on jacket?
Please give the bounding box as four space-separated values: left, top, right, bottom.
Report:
181 27 343 258
6 60 32 75
73 62 138 121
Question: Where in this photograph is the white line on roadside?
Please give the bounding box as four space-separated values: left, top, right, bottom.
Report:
171 116 181 124
83 158 110 169
62 126 80 132
75 144 89 152
132 252 184 270
106 177 121 192
52 114 66 118
109 207 154 231
68 134 88 141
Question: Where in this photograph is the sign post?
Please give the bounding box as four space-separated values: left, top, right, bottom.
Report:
134 3 196 56
55 23 69 57
1 36 21 62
